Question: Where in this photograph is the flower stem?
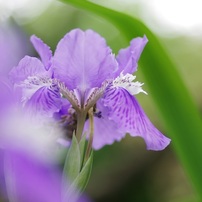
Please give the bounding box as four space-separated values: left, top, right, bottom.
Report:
85 107 94 162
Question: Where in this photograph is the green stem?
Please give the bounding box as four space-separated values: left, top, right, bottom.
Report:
85 108 94 162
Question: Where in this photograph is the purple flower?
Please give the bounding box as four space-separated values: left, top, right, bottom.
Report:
0 146 91 202
0 80 91 202
0 148 62 202
0 76 65 162
9 29 170 151
9 35 63 118
52 29 171 150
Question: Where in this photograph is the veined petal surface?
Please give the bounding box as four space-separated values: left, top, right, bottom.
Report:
25 83 62 118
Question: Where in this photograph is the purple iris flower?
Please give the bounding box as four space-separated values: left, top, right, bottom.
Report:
52 29 171 150
0 145 91 202
0 148 62 202
9 29 170 151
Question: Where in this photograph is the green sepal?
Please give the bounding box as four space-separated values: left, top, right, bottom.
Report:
79 132 87 168
63 134 81 182
71 150 93 192
64 151 93 201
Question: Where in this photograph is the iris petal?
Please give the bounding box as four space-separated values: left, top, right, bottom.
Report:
25 83 62 118
53 29 117 91
9 56 48 84
115 35 148 76
30 35 52 70
85 116 124 150
102 87 171 150
2 149 62 202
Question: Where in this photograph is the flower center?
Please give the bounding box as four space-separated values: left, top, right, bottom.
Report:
58 80 110 112
113 72 147 95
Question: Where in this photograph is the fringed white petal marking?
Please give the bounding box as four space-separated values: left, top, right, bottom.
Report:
113 72 147 95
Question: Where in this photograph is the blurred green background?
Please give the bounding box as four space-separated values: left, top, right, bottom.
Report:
1 0 202 201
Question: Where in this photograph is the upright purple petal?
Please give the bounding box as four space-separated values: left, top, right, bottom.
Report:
9 56 48 83
30 35 52 70
115 36 148 76
102 87 171 150
53 29 117 90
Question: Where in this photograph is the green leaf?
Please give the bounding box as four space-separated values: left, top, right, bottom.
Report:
61 0 202 199
63 134 81 182
72 151 93 192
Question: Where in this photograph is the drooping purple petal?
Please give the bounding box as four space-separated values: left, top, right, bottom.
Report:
25 83 62 118
30 35 52 70
115 35 148 76
102 87 171 150
9 56 48 84
53 29 117 90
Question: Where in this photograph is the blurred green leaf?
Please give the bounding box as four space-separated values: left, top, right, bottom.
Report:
61 0 202 199
63 134 81 182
